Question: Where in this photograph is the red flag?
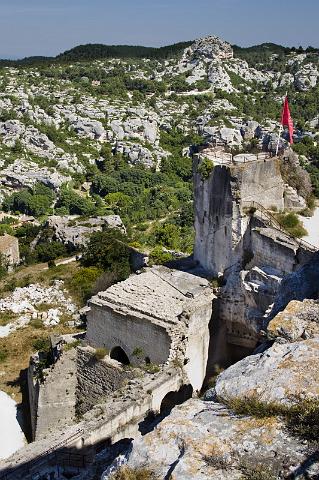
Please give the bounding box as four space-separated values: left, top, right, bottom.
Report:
281 96 294 144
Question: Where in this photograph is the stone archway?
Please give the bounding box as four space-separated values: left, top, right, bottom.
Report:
110 346 130 365
160 384 193 415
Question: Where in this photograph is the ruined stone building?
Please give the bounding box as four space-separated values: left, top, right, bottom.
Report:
1 150 317 479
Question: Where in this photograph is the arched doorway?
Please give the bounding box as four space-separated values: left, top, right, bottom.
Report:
138 384 193 435
160 384 193 415
110 346 130 365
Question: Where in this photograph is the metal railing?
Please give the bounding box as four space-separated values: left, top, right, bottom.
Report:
242 201 318 252
0 429 85 480
197 149 274 166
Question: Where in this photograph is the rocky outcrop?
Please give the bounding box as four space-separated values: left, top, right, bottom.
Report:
270 252 319 318
70 118 106 140
45 215 125 249
214 298 319 405
295 65 319 91
0 159 71 191
182 36 233 64
103 399 317 479
193 157 285 276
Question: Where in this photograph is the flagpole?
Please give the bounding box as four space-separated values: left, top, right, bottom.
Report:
276 92 287 157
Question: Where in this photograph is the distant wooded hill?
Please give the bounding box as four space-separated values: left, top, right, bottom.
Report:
0 41 317 67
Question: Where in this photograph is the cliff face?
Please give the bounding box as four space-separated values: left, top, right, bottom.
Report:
193 157 284 276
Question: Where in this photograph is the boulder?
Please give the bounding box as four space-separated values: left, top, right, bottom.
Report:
214 297 319 406
214 335 319 405
70 119 106 140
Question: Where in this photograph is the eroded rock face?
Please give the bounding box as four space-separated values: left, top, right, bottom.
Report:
103 399 316 480
214 298 319 405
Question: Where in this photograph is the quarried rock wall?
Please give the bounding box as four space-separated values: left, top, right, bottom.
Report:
193 157 285 276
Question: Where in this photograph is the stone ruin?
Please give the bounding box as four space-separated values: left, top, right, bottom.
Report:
25 266 214 444
1 151 318 479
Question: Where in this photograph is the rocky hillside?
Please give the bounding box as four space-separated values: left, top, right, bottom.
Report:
0 35 318 258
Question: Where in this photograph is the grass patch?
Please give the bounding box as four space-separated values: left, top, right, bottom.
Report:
64 340 81 351
0 311 19 326
276 212 307 238
109 466 159 480
94 347 109 361
226 396 319 441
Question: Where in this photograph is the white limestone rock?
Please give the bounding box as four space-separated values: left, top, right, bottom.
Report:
0 281 76 337
70 118 106 140
208 62 235 92
45 214 125 249
182 36 233 63
284 184 307 211
295 64 319 91
214 298 319 405
104 399 315 479
0 159 71 190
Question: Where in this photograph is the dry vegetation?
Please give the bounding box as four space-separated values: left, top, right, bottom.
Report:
0 323 77 402
0 261 82 402
109 466 159 480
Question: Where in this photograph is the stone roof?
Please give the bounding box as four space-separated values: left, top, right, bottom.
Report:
90 266 213 326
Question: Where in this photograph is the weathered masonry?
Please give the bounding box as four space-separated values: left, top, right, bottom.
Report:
86 265 215 391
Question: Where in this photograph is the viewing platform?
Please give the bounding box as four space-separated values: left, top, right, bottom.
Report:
196 145 273 166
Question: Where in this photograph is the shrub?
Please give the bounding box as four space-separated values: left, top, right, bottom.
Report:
132 347 144 358
35 241 68 262
226 396 319 441
149 246 173 266
68 266 102 304
48 259 56 269
276 212 307 238
32 337 51 353
94 347 108 361
81 230 131 281
197 158 214 180
153 223 180 250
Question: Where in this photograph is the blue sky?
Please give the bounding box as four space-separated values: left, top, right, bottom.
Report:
1 0 318 58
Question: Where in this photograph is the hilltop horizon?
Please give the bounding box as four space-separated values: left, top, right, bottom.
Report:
1 0 318 59
1 36 318 63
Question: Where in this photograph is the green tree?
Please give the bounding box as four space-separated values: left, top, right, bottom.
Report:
81 230 131 281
